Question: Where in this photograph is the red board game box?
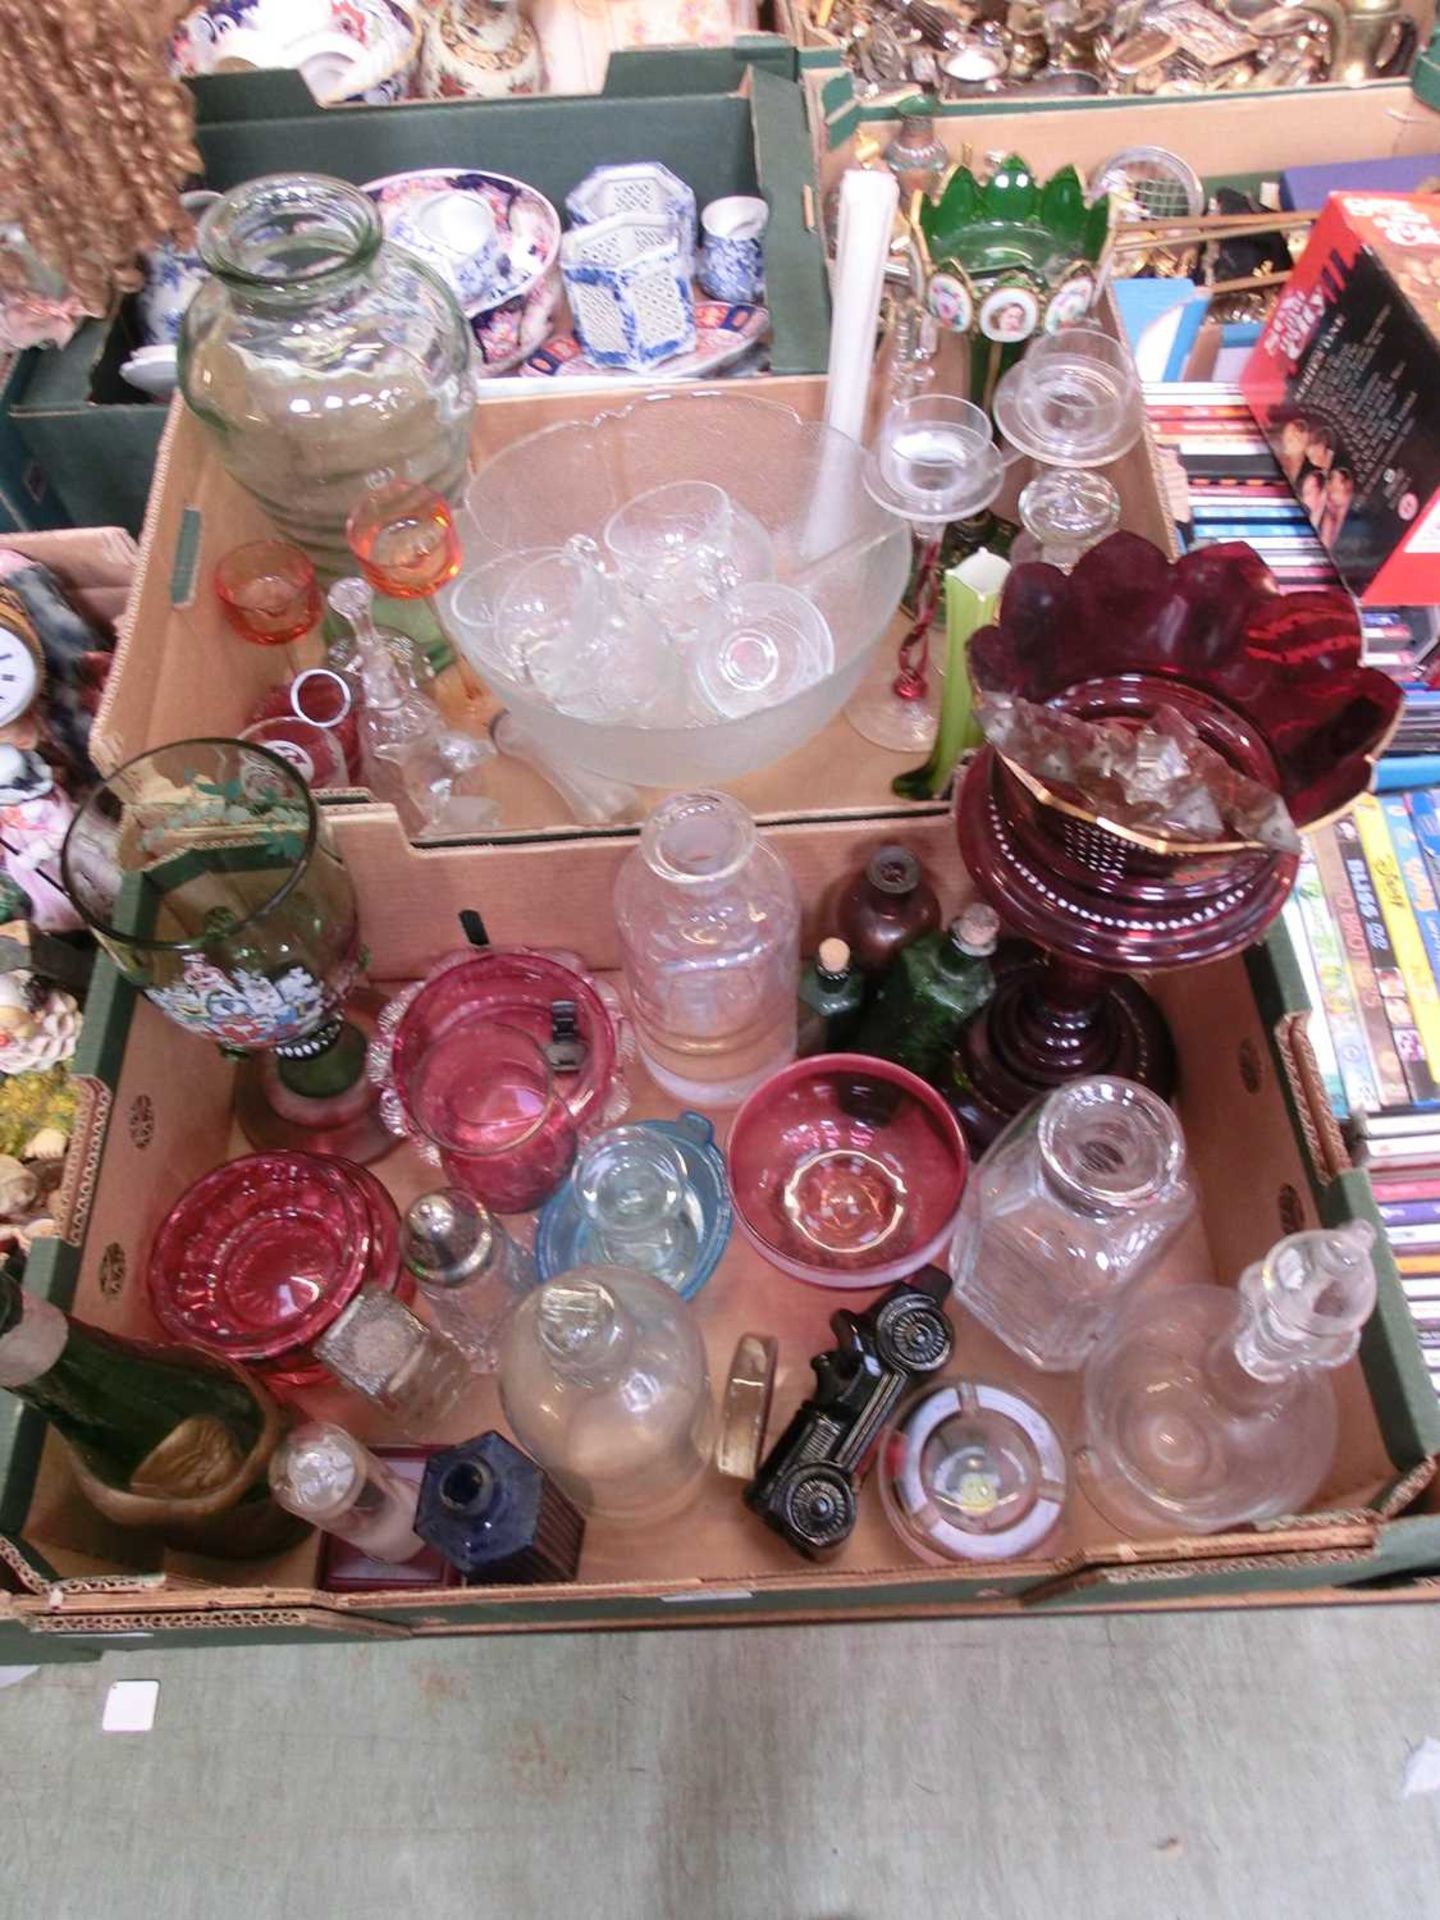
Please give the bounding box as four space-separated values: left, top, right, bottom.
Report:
1242 192 1440 606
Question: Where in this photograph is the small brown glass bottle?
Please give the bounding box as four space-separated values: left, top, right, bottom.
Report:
835 845 941 975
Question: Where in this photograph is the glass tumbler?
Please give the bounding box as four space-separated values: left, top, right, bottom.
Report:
948 1075 1197 1372
214 540 322 649
573 1126 698 1288
408 1021 579 1212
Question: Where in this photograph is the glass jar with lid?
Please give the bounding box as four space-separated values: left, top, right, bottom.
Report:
948 1075 1196 1372
179 173 475 572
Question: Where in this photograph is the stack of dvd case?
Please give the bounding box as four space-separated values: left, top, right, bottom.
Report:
1148 380 1440 1391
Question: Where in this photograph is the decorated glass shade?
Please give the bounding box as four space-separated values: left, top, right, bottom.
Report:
915 154 1111 406
959 533 1402 972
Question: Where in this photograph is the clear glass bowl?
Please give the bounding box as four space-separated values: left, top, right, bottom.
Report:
727 1053 971 1289
439 391 911 784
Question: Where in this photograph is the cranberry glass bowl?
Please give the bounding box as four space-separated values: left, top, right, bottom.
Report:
147 1151 404 1386
727 1054 970 1289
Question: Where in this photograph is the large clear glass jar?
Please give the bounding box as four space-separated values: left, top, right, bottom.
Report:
948 1075 1196 1372
179 173 475 571
498 1265 715 1526
614 791 801 1107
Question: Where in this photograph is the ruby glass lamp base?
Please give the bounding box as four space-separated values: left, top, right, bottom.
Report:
948 942 1176 1155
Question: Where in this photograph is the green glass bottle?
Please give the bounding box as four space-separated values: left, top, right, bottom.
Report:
797 938 867 1057
855 905 1000 1084
0 1257 302 1557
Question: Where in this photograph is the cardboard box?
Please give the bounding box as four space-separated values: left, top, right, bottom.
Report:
1 802 1438 1654
94 286 1173 835
1242 190 1440 606
5 62 829 536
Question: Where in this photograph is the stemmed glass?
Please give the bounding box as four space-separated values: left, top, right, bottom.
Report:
992 324 1143 571
845 396 1005 753
59 737 390 1161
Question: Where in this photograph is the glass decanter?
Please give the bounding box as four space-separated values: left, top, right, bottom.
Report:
949 1075 1196 1372
1081 1222 1379 1535
834 843 941 975
614 792 800 1107
498 1265 715 1526
855 903 1000 1084
179 175 475 572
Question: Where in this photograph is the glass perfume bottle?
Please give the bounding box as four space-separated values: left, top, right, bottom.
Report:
498 1266 715 1525
314 1285 473 1435
949 1076 1197 1372
797 937 867 1057
572 1128 699 1290
614 791 801 1107
268 1420 425 1563
401 1189 539 1372
1081 1222 1379 1535
835 844 941 976
854 904 1000 1083
0 1256 298 1556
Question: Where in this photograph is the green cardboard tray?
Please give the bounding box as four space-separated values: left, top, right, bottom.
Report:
4 915 1440 1657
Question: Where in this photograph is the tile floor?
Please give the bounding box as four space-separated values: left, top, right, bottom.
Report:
5 1605 1440 1918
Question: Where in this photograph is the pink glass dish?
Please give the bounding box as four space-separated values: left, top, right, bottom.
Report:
147 1151 406 1386
726 1053 970 1289
369 947 630 1166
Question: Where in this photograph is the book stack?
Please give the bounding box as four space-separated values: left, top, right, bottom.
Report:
1146 381 1440 1390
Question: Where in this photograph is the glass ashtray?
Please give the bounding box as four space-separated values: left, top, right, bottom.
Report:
879 1380 1068 1564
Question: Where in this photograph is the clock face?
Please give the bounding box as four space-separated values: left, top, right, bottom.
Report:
0 630 38 728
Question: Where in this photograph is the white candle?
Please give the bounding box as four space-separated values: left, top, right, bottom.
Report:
824 169 900 447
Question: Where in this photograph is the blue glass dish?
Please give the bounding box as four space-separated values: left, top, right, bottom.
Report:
535 1111 732 1300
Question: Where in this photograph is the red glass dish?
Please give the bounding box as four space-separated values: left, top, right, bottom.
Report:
214 540 323 648
248 672 362 781
346 478 462 600
147 1151 405 1387
727 1053 969 1290
239 714 350 790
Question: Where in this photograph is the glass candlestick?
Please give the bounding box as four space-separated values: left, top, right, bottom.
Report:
847 396 1005 754
214 539 322 652
1081 1222 1379 1535
269 1420 425 1562
1011 466 1121 571
346 474 463 601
